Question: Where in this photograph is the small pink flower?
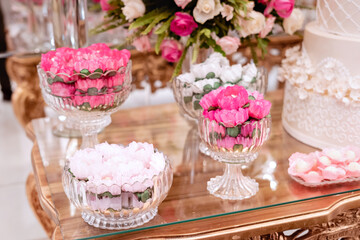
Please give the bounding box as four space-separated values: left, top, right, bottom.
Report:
265 0 294 18
214 108 249 127
170 12 198 37
160 39 183 63
49 82 76 97
199 87 224 110
216 36 240 55
217 136 236 150
217 85 249 110
259 15 276 38
174 0 192 9
132 35 151 52
248 99 271 119
100 0 114 11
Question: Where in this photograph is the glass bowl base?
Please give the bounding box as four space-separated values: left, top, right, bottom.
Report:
207 171 259 200
81 207 158 230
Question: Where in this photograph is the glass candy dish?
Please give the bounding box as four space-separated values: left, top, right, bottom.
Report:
290 175 360 187
38 61 132 149
173 67 267 125
199 116 271 200
62 152 173 230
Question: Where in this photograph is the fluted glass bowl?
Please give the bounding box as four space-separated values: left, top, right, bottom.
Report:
38 61 132 148
172 67 267 125
198 116 271 200
62 153 173 230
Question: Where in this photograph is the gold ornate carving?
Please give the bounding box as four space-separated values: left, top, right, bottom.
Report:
6 53 45 128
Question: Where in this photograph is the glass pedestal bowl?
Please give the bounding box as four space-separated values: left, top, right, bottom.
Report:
62 152 173 230
172 67 267 126
199 117 271 200
38 61 132 149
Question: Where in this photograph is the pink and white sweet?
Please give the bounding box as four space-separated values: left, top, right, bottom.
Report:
200 85 271 151
67 142 167 211
39 43 131 111
288 146 360 185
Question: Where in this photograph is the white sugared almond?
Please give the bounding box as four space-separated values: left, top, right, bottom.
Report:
346 151 356 161
319 156 331 166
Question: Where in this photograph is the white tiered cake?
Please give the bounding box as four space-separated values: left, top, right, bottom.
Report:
280 0 360 149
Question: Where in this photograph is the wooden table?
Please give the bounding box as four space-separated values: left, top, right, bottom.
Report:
27 89 360 239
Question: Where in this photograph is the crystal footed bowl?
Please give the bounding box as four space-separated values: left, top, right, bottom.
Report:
172 67 267 125
38 61 132 148
199 116 271 200
62 152 173 230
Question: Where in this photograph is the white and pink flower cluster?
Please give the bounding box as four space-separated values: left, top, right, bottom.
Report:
200 85 271 151
40 43 131 110
288 146 360 184
68 142 166 194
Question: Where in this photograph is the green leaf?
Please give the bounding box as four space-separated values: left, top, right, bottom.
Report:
203 84 212 93
80 69 91 76
226 127 240 137
257 37 270 58
88 87 98 96
242 103 250 108
266 114 271 118
193 100 202 110
213 82 221 89
141 11 173 35
155 32 166 54
249 95 256 100
233 144 243 152
206 72 215 79
94 68 103 74
184 96 192 104
129 8 163 30
154 15 174 35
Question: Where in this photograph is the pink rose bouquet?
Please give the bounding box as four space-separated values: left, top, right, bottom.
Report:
39 43 131 111
288 146 360 186
199 85 271 152
93 0 299 78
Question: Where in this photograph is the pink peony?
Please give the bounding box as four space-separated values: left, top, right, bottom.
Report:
217 85 249 110
199 87 224 110
259 15 276 38
132 35 151 52
216 36 240 55
265 0 294 18
248 90 264 100
214 108 249 127
241 120 257 138
100 0 114 11
174 0 192 9
203 110 216 121
49 82 76 97
217 136 236 150
248 99 271 119
160 39 183 63
170 12 198 37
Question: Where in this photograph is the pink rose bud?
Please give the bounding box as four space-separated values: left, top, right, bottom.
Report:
216 36 240 55
174 0 192 9
160 39 183 63
100 0 114 11
273 0 294 18
132 35 151 52
170 12 198 37
214 108 248 127
248 99 272 119
259 15 276 38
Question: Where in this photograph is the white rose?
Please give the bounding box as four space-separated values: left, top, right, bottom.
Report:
193 0 222 24
191 62 221 79
220 64 243 83
242 62 258 83
204 52 229 67
283 8 304 35
238 11 265 37
177 72 195 83
221 3 234 21
122 0 146 22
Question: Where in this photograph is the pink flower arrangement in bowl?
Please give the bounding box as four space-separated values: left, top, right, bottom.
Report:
62 142 173 230
288 146 360 187
37 43 132 149
198 85 271 200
